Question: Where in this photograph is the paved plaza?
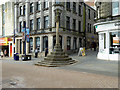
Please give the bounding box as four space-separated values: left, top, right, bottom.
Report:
0 50 119 88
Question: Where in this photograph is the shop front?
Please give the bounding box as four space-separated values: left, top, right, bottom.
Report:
0 37 13 57
95 20 120 61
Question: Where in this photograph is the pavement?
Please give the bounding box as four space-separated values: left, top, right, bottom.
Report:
1 50 119 88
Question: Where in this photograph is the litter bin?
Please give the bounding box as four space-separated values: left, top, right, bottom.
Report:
14 53 19 60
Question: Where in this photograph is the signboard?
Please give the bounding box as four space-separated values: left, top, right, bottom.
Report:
113 37 120 45
0 38 8 46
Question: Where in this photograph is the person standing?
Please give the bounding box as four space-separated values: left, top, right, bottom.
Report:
4 50 7 57
45 48 48 57
1 51 4 58
35 48 38 58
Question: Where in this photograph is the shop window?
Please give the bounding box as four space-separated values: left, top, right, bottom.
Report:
35 37 40 51
110 32 120 54
67 36 71 50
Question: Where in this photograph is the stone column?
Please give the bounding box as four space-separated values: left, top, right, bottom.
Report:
77 37 79 49
56 21 59 45
18 39 20 54
52 2 55 28
14 1 18 33
33 2 36 31
48 35 53 54
106 31 110 54
63 35 67 52
26 42 29 54
41 2 44 29
40 36 43 52
33 37 36 52
49 2 52 29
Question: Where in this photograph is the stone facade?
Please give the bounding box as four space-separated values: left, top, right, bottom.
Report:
0 2 14 37
14 1 97 57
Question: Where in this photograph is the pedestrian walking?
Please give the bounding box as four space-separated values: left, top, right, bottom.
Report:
1 51 4 58
45 48 48 57
4 50 7 57
35 48 38 58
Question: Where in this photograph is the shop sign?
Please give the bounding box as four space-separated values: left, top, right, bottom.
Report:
113 37 120 45
0 37 8 46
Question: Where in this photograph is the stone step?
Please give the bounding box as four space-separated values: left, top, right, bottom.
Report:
44 57 72 61
46 55 68 58
35 60 77 67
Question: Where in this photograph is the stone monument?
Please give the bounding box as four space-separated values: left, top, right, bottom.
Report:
35 3 76 67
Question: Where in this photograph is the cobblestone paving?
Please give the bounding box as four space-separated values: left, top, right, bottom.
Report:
1 50 119 88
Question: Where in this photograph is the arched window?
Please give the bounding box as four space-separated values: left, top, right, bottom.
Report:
43 36 48 51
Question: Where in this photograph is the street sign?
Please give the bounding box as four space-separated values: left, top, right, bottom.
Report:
22 28 25 32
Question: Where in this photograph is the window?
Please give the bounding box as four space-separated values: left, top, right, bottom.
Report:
73 19 76 30
30 3 33 13
23 5 25 15
66 16 70 30
20 6 22 15
73 37 77 49
29 38 33 53
94 12 96 18
20 22 22 32
112 1 119 16
44 0 49 8
44 16 49 28
66 2 70 10
79 5 81 16
79 38 82 47
37 18 41 30
30 20 33 31
73 2 76 13
35 37 40 51
55 0 60 4
78 21 81 33
43 36 48 51
88 9 90 19
94 26 96 34
90 24 91 33
36 1 41 11
87 23 89 32
23 21 26 28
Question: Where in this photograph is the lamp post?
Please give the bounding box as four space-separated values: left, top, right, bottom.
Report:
35 2 76 67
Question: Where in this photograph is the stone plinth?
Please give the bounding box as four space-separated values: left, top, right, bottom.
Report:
35 44 77 67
